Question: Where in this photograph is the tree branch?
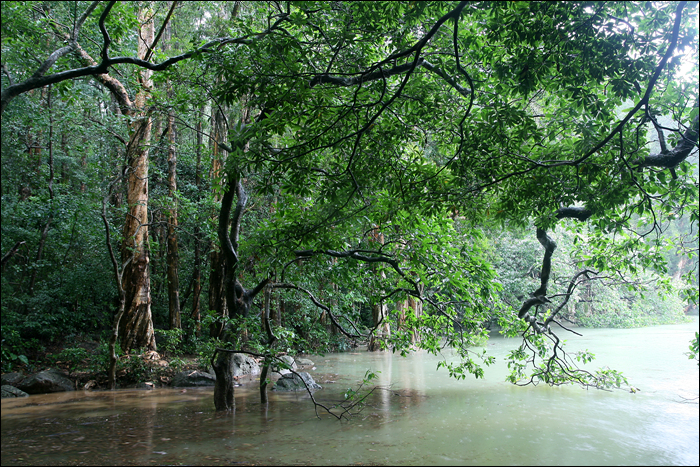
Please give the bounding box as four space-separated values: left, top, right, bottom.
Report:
271 283 363 339
1 241 25 268
143 1 179 63
636 109 699 169
1 11 290 116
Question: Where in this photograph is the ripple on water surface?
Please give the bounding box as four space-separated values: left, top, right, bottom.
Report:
2 320 698 465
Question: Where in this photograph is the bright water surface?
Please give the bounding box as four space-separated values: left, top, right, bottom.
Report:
2 319 698 465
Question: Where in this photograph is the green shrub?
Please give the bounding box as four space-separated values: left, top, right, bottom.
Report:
688 332 699 366
1 329 29 372
155 328 185 356
50 347 89 371
89 341 122 373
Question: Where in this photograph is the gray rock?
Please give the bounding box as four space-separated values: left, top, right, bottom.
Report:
1 372 25 387
17 369 74 394
1 385 29 398
232 353 260 377
171 370 216 387
273 371 322 392
295 357 315 367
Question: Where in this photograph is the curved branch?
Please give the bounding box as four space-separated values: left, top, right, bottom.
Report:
543 1 689 169
98 1 116 62
73 1 101 42
556 206 593 221
310 60 424 88
1 12 290 116
271 283 363 339
544 269 596 327
143 1 179 63
1 241 26 267
533 228 556 298
637 110 699 169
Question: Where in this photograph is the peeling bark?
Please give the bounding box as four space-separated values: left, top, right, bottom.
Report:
118 10 156 352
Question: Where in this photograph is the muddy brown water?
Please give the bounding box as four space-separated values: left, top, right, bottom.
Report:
2 319 698 465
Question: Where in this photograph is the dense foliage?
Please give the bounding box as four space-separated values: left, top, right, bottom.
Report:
1 1 698 390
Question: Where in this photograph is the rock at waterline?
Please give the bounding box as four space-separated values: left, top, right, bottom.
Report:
1 372 25 387
1 385 29 398
207 353 261 378
271 355 297 373
171 370 217 387
131 381 158 390
232 353 261 377
17 369 74 394
295 357 315 367
273 371 322 392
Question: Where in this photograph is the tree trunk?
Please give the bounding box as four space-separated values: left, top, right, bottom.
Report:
212 351 235 411
674 256 688 282
209 251 227 337
28 84 54 296
369 301 389 351
368 227 390 351
408 293 423 345
118 11 156 352
190 107 205 336
166 94 180 330
108 295 126 390
260 361 270 404
208 105 228 337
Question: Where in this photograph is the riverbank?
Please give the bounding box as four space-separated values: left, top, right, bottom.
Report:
1 344 321 398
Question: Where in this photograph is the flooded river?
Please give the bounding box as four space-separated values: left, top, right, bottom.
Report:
2 319 698 465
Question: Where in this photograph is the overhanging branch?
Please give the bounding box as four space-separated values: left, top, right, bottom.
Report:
1 8 290 116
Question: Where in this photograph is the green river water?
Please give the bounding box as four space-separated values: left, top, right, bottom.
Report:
2 318 698 465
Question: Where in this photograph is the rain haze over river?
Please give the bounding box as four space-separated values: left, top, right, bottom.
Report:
2 318 698 465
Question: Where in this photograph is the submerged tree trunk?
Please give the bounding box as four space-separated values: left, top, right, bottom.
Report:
260 361 270 404
260 284 275 404
212 350 235 411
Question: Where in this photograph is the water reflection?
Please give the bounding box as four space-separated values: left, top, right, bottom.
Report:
2 319 698 465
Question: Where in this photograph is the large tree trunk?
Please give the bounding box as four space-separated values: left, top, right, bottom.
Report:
119 11 156 352
208 106 228 337
209 251 227 337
